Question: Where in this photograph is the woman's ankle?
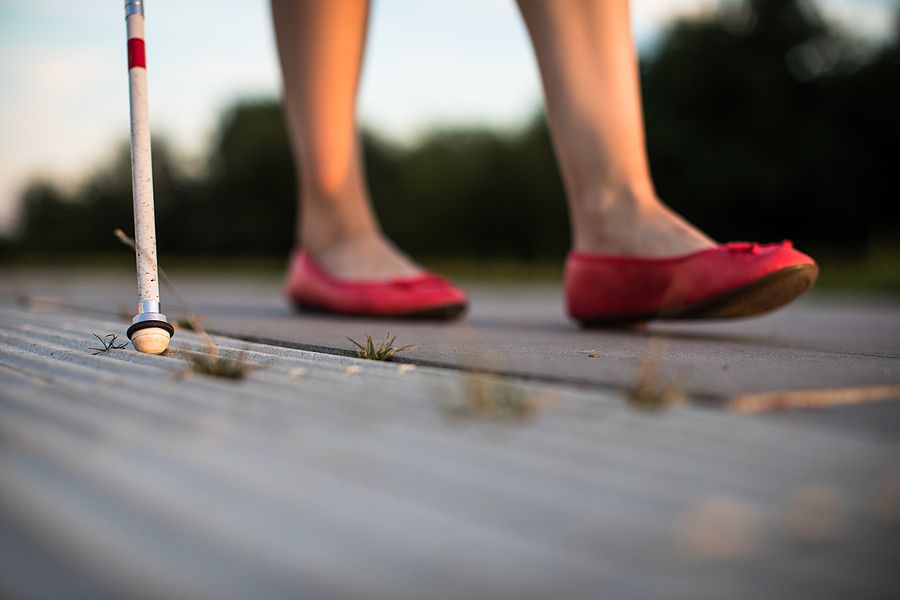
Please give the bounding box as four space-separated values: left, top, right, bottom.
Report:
298 229 423 279
570 186 715 257
570 179 659 216
299 222 380 255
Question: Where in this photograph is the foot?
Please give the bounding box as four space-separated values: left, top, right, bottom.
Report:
573 192 716 257
303 232 424 280
566 240 818 324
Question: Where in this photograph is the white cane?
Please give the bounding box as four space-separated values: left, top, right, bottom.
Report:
124 0 173 354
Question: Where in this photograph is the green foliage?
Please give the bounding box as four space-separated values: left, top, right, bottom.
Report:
193 101 296 253
9 0 900 262
641 0 900 252
366 122 569 260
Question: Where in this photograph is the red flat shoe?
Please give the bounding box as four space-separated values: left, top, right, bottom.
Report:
284 251 468 319
566 241 818 325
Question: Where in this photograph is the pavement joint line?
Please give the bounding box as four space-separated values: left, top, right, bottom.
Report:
1 299 720 407
3 291 900 361
201 327 724 406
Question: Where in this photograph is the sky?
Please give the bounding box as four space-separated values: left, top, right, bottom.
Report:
0 0 897 235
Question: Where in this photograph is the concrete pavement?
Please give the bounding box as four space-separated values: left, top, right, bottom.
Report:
1 265 899 598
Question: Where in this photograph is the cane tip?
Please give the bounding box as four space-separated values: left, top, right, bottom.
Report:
131 326 171 354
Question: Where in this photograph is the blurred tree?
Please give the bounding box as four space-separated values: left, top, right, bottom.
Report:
16 138 192 254
194 101 297 253
11 0 899 260
17 180 81 252
642 0 899 253
368 122 568 260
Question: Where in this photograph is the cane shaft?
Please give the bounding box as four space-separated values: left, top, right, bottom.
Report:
125 4 160 308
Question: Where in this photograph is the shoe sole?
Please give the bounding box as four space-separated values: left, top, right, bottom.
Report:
576 263 819 327
292 300 468 321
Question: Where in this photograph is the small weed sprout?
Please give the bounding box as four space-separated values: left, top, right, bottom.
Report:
89 333 129 355
347 333 413 361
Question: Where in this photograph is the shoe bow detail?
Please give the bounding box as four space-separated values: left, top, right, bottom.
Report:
723 240 793 255
382 274 450 291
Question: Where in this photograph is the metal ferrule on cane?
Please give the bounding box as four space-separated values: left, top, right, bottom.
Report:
127 300 174 339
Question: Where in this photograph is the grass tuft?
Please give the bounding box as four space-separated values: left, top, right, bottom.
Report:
181 349 250 380
89 333 129 355
347 333 414 361
626 358 684 411
446 374 537 421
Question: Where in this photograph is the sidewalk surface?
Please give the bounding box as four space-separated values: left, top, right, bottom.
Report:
1 266 899 599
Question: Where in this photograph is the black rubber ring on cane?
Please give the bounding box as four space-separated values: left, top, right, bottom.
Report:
127 319 175 340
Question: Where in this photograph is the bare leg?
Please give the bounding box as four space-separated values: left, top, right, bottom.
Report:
517 0 715 256
271 0 421 278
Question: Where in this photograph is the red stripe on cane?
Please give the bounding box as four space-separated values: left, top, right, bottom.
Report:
128 38 146 69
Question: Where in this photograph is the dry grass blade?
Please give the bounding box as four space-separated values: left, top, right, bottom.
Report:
114 228 216 353
347 333 414 361
116 229 263 381
728 385 900 413
174 317 204 332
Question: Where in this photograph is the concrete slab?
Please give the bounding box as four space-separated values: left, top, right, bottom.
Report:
1 299 899 599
